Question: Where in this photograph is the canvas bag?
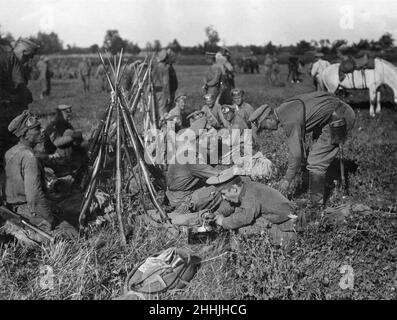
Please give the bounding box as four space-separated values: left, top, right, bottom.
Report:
124 247 198 295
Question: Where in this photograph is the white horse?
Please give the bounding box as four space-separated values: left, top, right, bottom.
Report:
310 59 330 91
320 58 397 117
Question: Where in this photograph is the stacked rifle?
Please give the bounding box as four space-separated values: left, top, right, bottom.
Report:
79 50 167 246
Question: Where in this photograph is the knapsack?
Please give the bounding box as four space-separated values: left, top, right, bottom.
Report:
124 247 198 295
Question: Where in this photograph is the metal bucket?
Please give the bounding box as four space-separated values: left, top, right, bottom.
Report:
330 118 347 145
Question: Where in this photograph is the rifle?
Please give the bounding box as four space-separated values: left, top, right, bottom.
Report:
0 206 55 242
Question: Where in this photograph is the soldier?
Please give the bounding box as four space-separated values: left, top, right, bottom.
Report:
220 105 248 130
208 171 297 246
249 91 356 206
230 89 254 124
95 63 108 92
311 53 330 91
2 110 78 244
201 93 224 129
41 104 86 177
166 114 222 226
152 48 178 126
0 38 39 173
163 93 187 131
37 56 53 99
203 53 223 99
78 57 91 93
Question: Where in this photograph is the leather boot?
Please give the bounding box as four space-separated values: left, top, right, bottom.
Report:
309 172 325 207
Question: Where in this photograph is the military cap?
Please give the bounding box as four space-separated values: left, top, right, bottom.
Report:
57 104 72 111
8 110 40 138
248 104 272 126
175 93 187 102
16 38 40 54
221 105 235 114
187 110 205 121
231 88 244 97
157 49 168 63
206 168 236 185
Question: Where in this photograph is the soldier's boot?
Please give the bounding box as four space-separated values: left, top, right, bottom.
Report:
308 172 325 208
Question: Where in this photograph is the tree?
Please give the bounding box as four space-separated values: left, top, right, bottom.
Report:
103 29 126 55
263 41 277 54
294 40 313 55
204 25 220 52
89 44 99 53
125 41 140 54
330 39 348 53
145 41 153 51
34 32 63 54
377 32 394 50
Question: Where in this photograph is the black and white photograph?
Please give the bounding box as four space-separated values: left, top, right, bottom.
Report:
0 0 396 303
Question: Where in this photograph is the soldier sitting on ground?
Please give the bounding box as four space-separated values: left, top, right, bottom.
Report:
37 104 87 178
230 89 254 125
201 93 224 129
162 93 187 131
1 110 78 245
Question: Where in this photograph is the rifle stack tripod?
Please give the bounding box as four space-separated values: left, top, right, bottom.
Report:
78 50 167 247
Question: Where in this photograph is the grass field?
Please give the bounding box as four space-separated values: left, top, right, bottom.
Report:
1 64 396 300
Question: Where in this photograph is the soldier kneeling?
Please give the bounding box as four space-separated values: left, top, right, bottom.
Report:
208 170 297 247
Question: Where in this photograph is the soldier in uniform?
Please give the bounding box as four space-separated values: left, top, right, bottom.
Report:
0 38 39 175
163 93 187 131
220 105 248 130
249 91 356 206
230 89 254 124
201 93 224 129
203 53 223 99
208 171 297 247
95 63 108 92
2 111 78 244
40 104 86 177
78 57 92 93
152 48 178 126
37 56 53 99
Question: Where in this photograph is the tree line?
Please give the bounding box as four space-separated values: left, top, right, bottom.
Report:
0 24 395 57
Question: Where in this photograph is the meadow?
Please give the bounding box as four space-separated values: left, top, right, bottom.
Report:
0 63 396 300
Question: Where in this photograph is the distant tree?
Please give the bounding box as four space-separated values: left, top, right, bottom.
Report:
89 44 99 53
103 29 126 54
204 25 220 52
168 39 182 53
294 40 313 54
34 32 63 54
153 40 162 52
330 39 348 53
263 41 277 54
377 32 394 50
125 41 141 54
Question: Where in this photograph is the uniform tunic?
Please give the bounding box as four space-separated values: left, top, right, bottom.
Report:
152 62 177 120
201 104 224 129
274 91 355 181
204 63 223 97
5 142 53 228
217 181 294 229
0 45 33 164
232 102 255 124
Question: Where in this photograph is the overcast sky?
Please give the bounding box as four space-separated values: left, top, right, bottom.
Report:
1 0 397 48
